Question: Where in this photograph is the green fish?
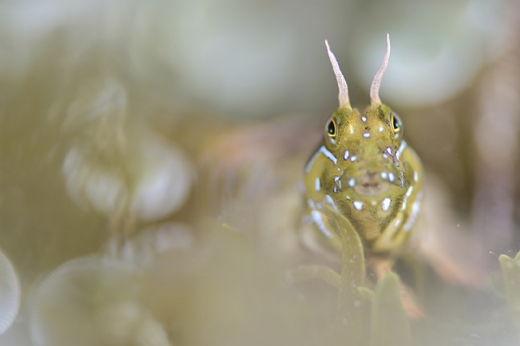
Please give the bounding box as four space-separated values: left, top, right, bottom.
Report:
302 35 423 257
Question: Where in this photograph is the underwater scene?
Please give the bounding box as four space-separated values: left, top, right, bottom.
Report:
1 1 520 345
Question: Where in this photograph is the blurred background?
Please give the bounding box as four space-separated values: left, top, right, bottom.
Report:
1 0 520 345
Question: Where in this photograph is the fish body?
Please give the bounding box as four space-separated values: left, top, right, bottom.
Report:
302 37 423 256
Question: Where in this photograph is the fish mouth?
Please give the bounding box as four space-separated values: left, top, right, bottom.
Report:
346 172 392 197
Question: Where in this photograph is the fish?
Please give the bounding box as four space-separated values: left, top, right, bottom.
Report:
302 35 423 257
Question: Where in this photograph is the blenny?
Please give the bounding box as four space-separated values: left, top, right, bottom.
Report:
302 35 423 257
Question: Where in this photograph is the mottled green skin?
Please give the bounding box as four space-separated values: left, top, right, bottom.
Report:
302 104 423 255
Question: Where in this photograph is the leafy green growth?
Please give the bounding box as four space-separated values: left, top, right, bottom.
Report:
357 287 375 302
289 206 415 346
313 206 367 344
288 206 369 343
499 251 520 328
370 273 412 346
287 265 340 288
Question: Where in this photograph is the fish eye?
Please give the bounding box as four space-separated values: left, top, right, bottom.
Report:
391 113 402 133
327 118 337 138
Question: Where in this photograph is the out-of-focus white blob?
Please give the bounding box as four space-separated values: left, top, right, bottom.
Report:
0 0 100 77
350 0 510 107
130 0 358 116
95 301 172 346
29 256 172 346
61 80 193 223
0 1 97 39
61 78 128 130
63 146 126 215
170 2 296 114
62 134 192 222
104 223 194 267
0 249 20 335
128 136 192 222
2 0 350 117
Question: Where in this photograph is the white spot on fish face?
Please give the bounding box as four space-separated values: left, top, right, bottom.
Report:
315 177 321 192
319 146 338 165
361 116 367 123
349 127 355 135
396 141 407 161
386 147 393 155
401 186 414 210
307 199 315 209
346 195 351 200
343 150 350 161
350 156 357 162
334 176 340 183
363 132 370 138
378 126 384 132
311 210 333 238
325 194 336 210
353 201 364 210
388 172 395 182
404 200 421 231
414 170 418 183
381 172 388 180
381 198 391 211
348 178 356 187
382 153 389 160
305 150 321 173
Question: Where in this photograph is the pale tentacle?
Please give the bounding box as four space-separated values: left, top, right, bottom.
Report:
325 40 351 109
370 34 391 105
